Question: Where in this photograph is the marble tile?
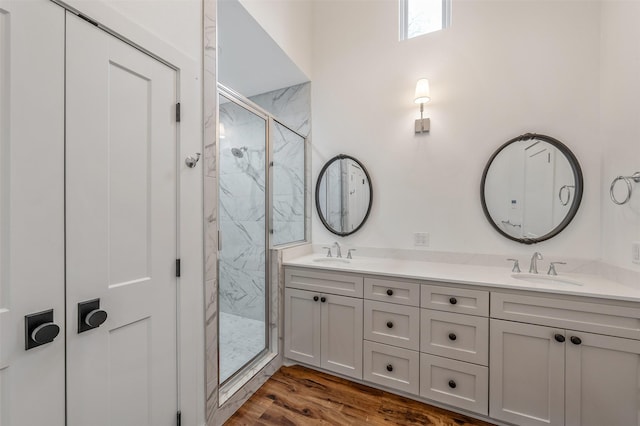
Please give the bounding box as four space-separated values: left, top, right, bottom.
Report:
219 312 266 382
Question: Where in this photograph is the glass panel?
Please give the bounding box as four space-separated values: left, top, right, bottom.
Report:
402 0 451 40
218 94 268 383
272 121 305 246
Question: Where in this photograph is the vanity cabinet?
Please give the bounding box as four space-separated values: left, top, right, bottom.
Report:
284 270 363 380
490 293 640 426
284 264 640 426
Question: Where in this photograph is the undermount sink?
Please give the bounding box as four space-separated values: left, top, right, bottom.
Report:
511 273 583 286
313 257 351 264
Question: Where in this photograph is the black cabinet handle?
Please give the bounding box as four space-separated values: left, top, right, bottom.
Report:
386 289 394 296
449 297 457 305
386 321 394 329
386 364 393 372
448 333 457 341
554 334 565 343
320 297 326 303
448 380 456 389
570 336 582 345
313 296 319 302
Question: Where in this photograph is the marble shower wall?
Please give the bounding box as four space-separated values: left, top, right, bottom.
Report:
218 83 310 321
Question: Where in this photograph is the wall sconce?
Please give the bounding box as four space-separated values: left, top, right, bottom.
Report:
414 78 430 134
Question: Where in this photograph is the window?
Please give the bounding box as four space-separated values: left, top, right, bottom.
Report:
400 0 451 40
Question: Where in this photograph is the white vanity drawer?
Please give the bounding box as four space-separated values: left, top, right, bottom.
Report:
364 340 420 395
364 300 420 350
420 310 489 366
285 267 363 297
420 353 488 416
421 284 489 317
491 292 640 340
364 277 420 307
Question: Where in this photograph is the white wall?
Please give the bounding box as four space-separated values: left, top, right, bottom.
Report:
311 0 603 260
600 0 640 272
238 0 313 78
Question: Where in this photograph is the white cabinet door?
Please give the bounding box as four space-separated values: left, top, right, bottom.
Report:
65 13 178 426
0 1 66 425
490 319 565 426
284 288 321 366
321 294 363 379
566 332 640 426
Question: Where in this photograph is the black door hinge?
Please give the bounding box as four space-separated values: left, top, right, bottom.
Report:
176 259 181 278
176 103 181 123
177 410 181 426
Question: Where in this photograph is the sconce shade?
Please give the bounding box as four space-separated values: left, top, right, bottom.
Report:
414 78 431 104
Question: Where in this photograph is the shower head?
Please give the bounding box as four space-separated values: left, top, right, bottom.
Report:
231 147 247 158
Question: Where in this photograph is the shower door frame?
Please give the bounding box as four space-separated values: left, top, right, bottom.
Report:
217 84 272 396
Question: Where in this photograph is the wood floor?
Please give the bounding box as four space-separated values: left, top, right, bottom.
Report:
225 365 495 425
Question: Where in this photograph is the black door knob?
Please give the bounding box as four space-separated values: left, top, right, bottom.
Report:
25 309 60 350
554 334 565 343
386 321 394 329
320 297 326 303
313 296 319 302
570 336 582 345
78 298 108 333
32 323 61 344
386 364 393 372
85 310 108 328
449 297 457 305
386 289 394 296
448 333 457 341
448 380 456 389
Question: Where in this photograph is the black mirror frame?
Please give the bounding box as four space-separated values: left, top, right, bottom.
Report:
315 154 373 237
480 133 584 245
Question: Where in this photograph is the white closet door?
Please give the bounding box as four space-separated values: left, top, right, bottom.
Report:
65 13 178 426
0 1 66 425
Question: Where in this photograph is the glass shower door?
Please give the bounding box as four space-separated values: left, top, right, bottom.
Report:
218 93 268 384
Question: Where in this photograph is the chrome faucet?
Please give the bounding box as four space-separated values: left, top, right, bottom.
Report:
529 252 543 274
333 241 342 258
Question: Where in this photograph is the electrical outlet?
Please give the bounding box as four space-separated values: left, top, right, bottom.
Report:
414 232 429 247
632 241 640 264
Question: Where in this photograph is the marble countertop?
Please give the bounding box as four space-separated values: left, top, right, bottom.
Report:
283 254 640 303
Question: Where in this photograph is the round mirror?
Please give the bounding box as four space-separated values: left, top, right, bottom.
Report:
316 154 373 236
481 133 583 244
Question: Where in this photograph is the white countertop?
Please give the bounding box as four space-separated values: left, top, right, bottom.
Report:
284 254 640 303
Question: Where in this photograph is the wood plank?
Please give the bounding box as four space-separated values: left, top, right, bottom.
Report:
225 365 495 426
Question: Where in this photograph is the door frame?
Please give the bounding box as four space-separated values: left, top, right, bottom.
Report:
50 1 205 424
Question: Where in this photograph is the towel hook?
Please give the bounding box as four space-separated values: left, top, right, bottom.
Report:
610 172 640 205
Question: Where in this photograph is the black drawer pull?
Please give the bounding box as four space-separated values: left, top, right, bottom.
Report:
448 333 457 341
448 380 456 389
386 321 394 329
554 334 565 343
313 296 319 302
570 336 582 345
449 297 457 305
386 289 394 296
386 364 393 372
320 297 326 303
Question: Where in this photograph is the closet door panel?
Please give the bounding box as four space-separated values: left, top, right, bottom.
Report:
65 13 178 426
0 1 66 425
